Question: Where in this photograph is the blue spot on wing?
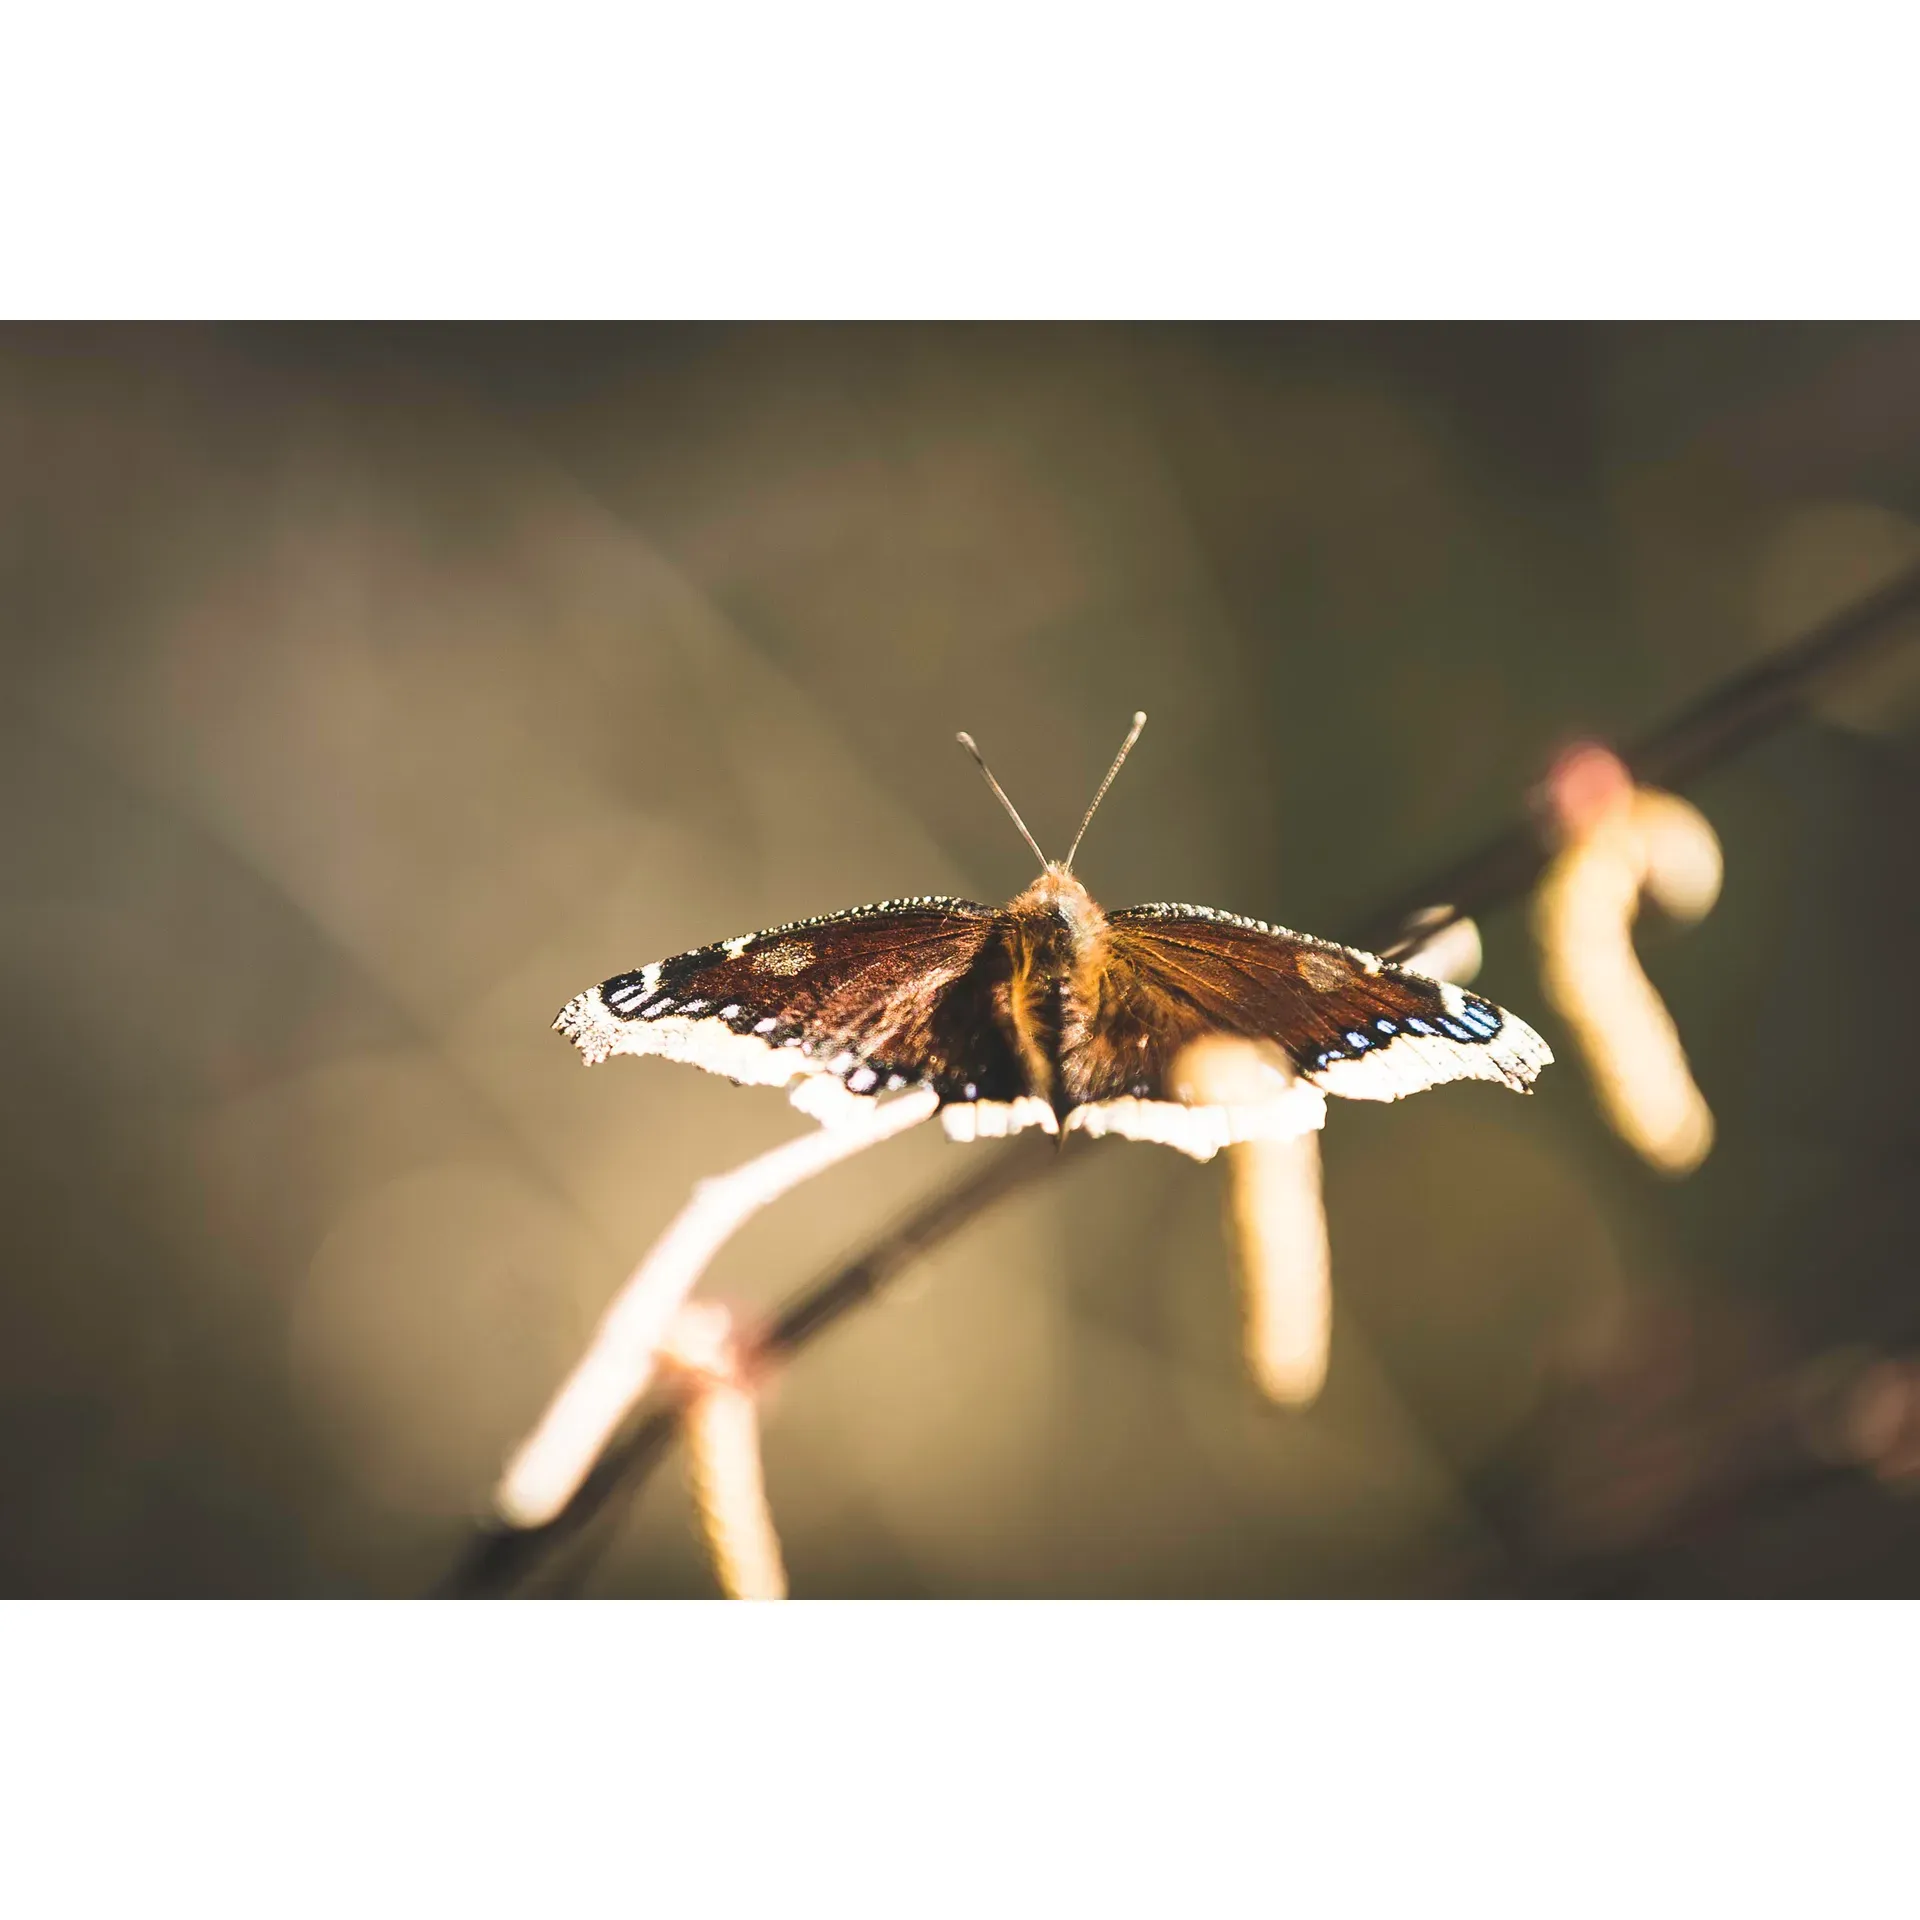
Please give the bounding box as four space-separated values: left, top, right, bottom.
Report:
604 974 655 1014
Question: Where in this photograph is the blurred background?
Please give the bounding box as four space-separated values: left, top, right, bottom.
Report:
3 321 1917 1598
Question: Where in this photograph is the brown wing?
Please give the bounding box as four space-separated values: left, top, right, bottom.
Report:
554 896 1043 1117
1081 903 1552 1105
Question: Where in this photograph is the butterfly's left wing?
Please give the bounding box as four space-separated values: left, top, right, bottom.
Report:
1057 902 1552 1158
555 896 1016 1125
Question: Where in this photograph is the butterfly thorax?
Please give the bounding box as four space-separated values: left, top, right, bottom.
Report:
995 866 1112 1113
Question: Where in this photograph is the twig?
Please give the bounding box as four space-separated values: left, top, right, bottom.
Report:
494 1087 939 1527
438 568 1920 1598
437 1137 1058 1598
1361 559 1920 958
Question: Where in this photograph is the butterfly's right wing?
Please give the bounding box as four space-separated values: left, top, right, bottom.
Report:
1098 903 1552 1098
1056 902 1551 1158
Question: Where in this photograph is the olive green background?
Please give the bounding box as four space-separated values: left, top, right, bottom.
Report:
4 323 1916 1596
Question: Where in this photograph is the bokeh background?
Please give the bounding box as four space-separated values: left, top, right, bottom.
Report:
4 321 1918 1598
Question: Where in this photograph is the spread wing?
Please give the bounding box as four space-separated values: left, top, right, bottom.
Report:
1052 902 1552 1157
1092 903 1552 1104
554 896 1043 1128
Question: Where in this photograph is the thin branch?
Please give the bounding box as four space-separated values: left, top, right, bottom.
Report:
494 1088 939 1528
436 1137 1058 1598
1361 559 1920 957
437 569 1920 1598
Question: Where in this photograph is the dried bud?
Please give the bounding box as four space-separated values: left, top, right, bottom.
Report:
1178 1036 1332 1407
1533 744 1718 1174
664 1303 789 1600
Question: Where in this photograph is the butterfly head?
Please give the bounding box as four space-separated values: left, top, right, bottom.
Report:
1011 861 1106 940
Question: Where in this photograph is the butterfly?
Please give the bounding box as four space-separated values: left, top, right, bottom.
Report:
555 714 1553 1160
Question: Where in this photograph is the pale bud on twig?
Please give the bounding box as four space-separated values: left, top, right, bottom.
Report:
1532 745 1721 1175
1176 1036 1332 1407
662 1303 789 1601
1396 906 1484 987
1226 1133 1331 1407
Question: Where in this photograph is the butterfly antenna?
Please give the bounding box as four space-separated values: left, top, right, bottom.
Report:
1062 711 1147 872
956 730 1050 871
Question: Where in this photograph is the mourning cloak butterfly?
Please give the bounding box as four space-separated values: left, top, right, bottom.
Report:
555 714 1553 1160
